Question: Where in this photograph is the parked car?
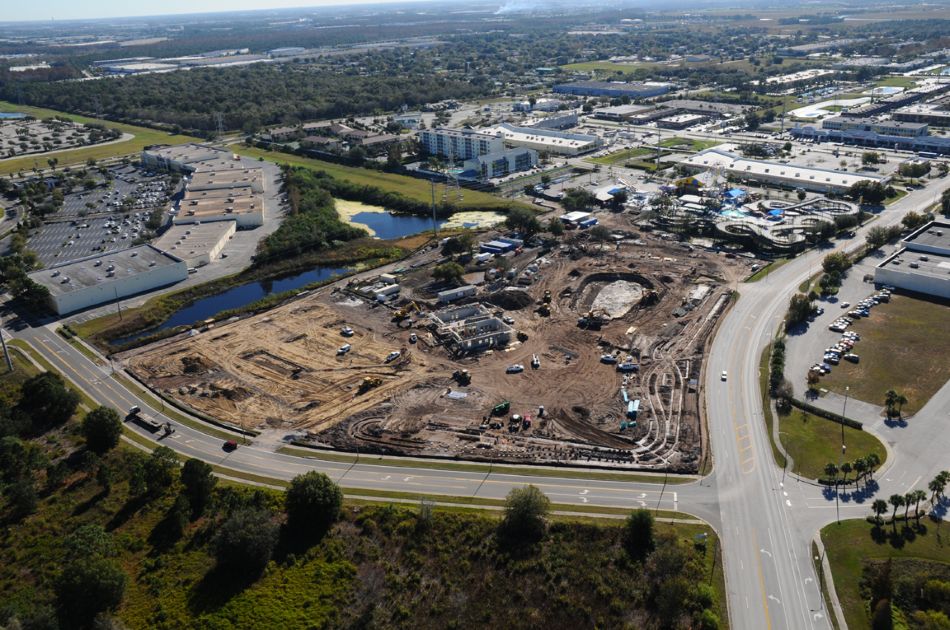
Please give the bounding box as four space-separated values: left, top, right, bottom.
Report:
506 364 525 374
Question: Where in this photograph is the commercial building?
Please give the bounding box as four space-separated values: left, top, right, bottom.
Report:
791 124 950 155
484 123 602 156
753 69 835 92
513 98 566 113
779 39 857 57
177 194 263 228
437 285 477 304
840 82 950 118
141 144 224 172
463 147 538 180
523 112 579 131
680 148 888 194
655 99 748 119
875 221 950 299
28 245 188 316
822 116 929 138
152 221 236 268
553 81 671 100
893 102 950 127
657 113 707 130
592 104 653 122
418 128 505 161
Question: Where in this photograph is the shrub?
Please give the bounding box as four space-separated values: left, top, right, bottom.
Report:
213 508 279 577
623 509 655 561
55 557 126 627
81 407 122 455
285 471 343 537
500 485 550 542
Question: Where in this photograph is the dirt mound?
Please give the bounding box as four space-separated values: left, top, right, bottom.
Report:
484 288 534 310
181 356 213 374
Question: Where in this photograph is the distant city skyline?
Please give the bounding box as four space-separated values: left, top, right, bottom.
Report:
5 0 439 23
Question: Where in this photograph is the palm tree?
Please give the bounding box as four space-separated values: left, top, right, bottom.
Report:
884 389 899 417
904 492 915 521
930 478 943 504
889 494 904 527
872 499 888 526
913 489 927 522
895 393 908 418
841 462 853 486
854 459 867 489
824 463 839 485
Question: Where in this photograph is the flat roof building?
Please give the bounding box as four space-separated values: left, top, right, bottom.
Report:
875 221 950 298
553 81 671 100
176 194 263 228
188 167 264 193
28 245 188 316
141 144 224 172
791 124 950 155
592 104 652 122
657 113 707 130
681 148 888 194
463 147 538 180
152 221 236 268
893 102 950 127
822 116 929 138
484 123 602 156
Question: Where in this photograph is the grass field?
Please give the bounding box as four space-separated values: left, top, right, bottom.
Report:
822 519 950 630
231 143 529 212
587 146 655 165
778 408 886 480
820 293 950 415
560 61 660 74
0 100 197 176
874 76 919 89
658 137 722 151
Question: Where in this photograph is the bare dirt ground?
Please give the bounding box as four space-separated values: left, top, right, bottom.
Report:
123 214 749 471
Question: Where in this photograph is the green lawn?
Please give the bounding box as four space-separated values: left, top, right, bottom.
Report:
658 137 722 151
587 147 655 165
561 61 660 74
884 187 908 206
0 100 198 176
745 257 790 283
778 408 886 480
231 144 529 212
822 519 950 630
819 293 950 415
874 76 919 89
759 345 788 469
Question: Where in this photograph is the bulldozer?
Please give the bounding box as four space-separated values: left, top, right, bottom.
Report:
358 376 383 394
452 369 471 386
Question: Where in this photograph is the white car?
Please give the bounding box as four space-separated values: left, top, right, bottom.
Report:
721 370 728 381
840 301 851 308
506 364 525 374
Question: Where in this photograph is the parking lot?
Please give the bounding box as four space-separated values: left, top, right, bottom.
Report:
56 166 173 219
25 164 175 265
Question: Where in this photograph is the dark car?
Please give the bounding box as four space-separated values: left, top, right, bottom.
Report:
223 440 238 452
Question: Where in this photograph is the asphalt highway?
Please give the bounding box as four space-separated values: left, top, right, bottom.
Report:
8 179 950 630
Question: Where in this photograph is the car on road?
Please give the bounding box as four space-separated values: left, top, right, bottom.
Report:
840 301 851 308
721 370 728 381
223 440 238 452
506 364 525 374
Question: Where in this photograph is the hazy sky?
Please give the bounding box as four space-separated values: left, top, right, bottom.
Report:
8 1 430 22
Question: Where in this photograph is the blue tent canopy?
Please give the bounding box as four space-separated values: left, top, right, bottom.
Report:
725 188 746 199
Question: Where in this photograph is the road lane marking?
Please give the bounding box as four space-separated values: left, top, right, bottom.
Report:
753 531 773 630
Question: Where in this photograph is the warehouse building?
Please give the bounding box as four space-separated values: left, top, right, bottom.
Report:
822 117 929 138
553 81 671 100
484 123 602 156
893 102 950 127
592 104 653 122
29 245 188 316
875 221 950 299
657 113 707 130
176 194 263 228
791 124 950 155
681 148 888 194
152 221 236 268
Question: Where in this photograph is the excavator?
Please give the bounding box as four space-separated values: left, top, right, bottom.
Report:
577 308 609 330
452 369 471 386
392 301 421 323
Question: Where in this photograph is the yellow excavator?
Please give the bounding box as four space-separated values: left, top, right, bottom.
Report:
392 301 421 322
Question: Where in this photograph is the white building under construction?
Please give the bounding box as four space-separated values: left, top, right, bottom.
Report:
428 304 512 354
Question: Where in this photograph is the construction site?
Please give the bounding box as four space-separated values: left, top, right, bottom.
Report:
122 219 747 472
